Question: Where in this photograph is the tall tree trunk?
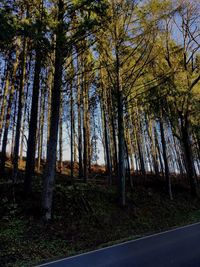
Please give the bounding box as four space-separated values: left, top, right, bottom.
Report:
37 86 45 172
134 109 146 178
24 48 42 194
46 69 53 146
83 66 89 182
19 68 31 166
11 92 17 158
103 100 112 185
70 82 74 180
74 132 77 163
1 89 13 176
77 59 83 178
159 116 173 200
100 68 112 184
115 38 126 206
127 127 135 173
42 0 65 221
37 84 47 172
12 37 27 182
172 133 185 176
1 46 20 175
0 60 11 143
146 117 159 176
154 124 164 176
58 93 63 173
180 114 198 196
117 88 125 206
110 95 118 175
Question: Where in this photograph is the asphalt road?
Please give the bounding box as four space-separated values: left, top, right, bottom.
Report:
37 222 200 267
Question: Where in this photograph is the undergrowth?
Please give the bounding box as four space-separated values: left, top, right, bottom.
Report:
0 170 200 267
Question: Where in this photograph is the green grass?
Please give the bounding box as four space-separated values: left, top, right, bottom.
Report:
0 172 200 267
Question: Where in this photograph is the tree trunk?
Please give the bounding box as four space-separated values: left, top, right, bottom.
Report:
42 0 65 221
134 109 146 178
180 114 198 196
0 60 11 143
83 66 89 182
115 38 126 206
146 117 159 176
77 59 83 178
58 93 63 173
117 89 126 206
24 48 42 194
11 92 17 158
100 68 112 184
154 124 164 176
12 37 27 182
37 86 45 172
70 82 74 180
1 46 20 175
19 69 31 167
159 116 173 200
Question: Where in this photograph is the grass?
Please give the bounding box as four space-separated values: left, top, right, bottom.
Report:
0 166 200 267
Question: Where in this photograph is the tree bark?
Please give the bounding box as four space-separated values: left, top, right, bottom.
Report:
24 48 42 194
58 93 63 173
1 46 20 175
180 114 198 196
159 116 173 200
42 0 65 221
77 58 83 178
12 37 27 182
70 82 74 180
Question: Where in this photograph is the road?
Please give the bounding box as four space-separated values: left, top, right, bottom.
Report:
37 222 200 267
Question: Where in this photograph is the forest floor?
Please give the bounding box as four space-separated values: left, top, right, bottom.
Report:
1 163 200 267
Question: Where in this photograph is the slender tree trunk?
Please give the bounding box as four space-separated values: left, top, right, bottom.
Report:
125 137 133 188
83 67 89 182
37 87 45 172
0 62 10 143
19 70 31 166
127 127 135 173
115 38 126 206
180 114 198 196
77 60 83 178
42 0 65 221
134 109 146 178
46 70 53 147
110 99 118 175
172 133 185 176
1 91 13 176
154 124 164 176
11 92 17 158
74 131 77 163
103 102 112 185
12 37 27 182
0 56 8 110
146 117 159 176
1 46 20 175
24 48 42 194
100 68 112 184
159 116 173 200
117 89 125 206
58 93 63 173
70 83 74 180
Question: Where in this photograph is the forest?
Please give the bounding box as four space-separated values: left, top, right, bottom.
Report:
0 0 200 266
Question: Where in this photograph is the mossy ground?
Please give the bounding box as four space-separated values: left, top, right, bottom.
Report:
1 166 200 267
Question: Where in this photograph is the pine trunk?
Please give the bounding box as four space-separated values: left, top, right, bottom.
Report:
12 38 27 182
42 0 64 221
1 47 19 175
159 117 173 200
24 49 42 194
180 114 198 196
